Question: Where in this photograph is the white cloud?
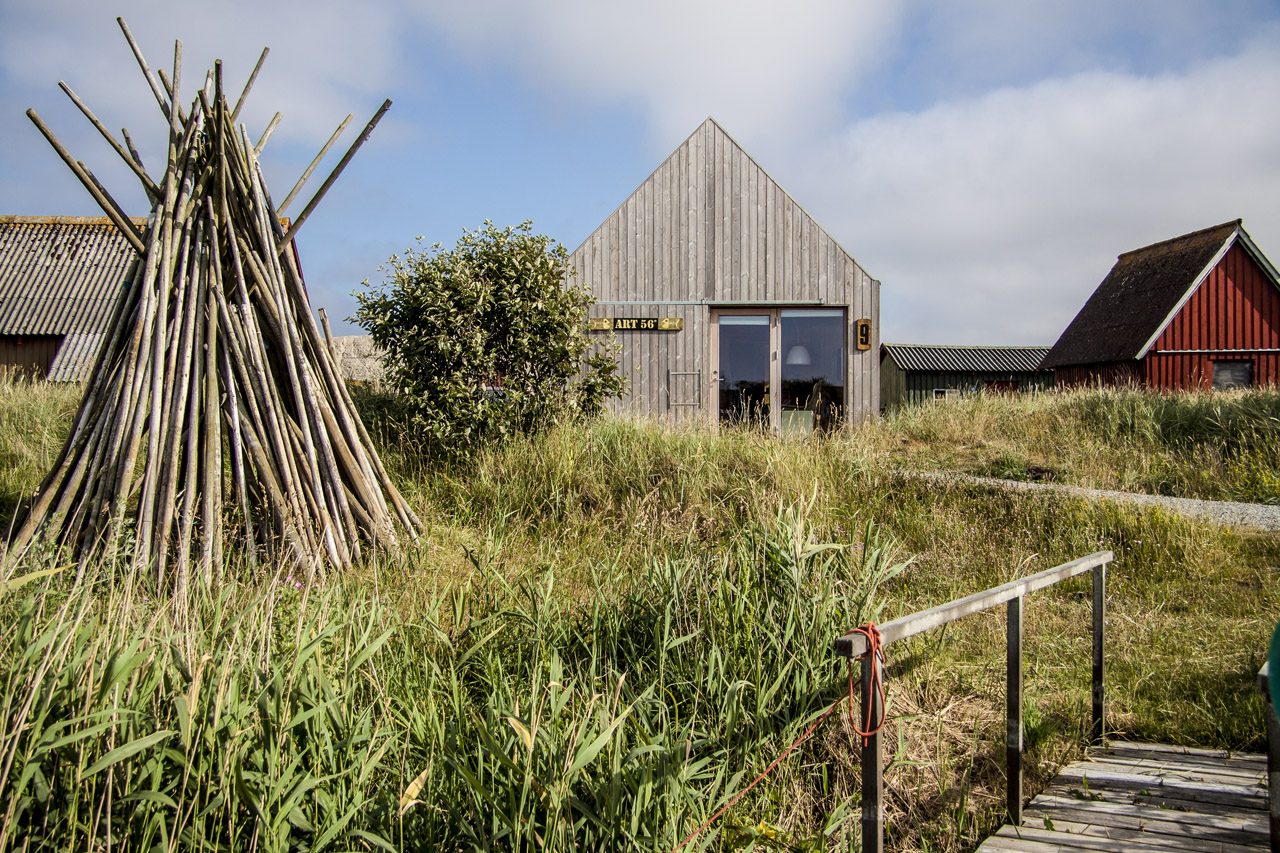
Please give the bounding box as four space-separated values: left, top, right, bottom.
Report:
1 1 403 141
0 0 409 214
5 1 1279 350
800 34 1280 345
411 0 901 146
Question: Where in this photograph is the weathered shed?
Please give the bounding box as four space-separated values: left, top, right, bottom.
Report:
879 344 1053 410
0 216 138 379
569 117 880 432
1045 220 1280 389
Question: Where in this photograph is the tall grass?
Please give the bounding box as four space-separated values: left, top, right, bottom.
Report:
1 377 1276 850
872 386 1280 503
2 509 907 850
0 377 80 535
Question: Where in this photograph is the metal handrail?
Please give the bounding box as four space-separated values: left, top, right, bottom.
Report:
835 550 1113 853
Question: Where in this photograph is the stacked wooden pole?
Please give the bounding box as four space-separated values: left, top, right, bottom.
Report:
7 20 418 585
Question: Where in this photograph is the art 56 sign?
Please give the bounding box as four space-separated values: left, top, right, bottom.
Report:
589 317 685 332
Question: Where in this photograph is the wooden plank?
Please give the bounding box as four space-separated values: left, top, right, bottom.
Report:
1050 759 1265 802
1028 793 1267 833
1099 743 1267 774
983 820 1255 853
1084 754 1268 785
1064 758 1266 790
1052 766 1267 808
1021 804 1268 847
1031 817 1266 851
1092 752 1267 781
1039 778 1267 820
1267 694 1280 852
980 741 1271 852
1107 741 1269 766
835 552 1113 657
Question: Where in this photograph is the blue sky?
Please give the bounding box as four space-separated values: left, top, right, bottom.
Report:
3 1 1279 344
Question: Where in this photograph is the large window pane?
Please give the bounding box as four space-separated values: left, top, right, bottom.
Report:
718 314 770 426
781 309 844 431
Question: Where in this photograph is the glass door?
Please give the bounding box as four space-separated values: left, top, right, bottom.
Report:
713 312 774 428
712 308 847 433
780 309 846 434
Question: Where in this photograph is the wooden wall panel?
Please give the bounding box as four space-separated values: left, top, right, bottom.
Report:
1145 242 1280 389
0 334 62 378
571 117 881 423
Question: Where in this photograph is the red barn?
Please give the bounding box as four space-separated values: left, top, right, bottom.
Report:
1044 220 1280 390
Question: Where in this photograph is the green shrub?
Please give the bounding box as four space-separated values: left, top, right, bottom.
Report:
354 221 624 458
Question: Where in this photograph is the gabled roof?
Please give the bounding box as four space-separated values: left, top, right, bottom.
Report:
573 115 858 258
1043 220 1280 369
569 116 874 303
881 343 1051 373
0 216 140 336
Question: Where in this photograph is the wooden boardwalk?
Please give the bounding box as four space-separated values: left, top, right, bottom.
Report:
978 740 1269 852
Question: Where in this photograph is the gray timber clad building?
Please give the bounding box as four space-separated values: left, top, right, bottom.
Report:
879 344 1053 411
0 216 139 380
569 118 880 432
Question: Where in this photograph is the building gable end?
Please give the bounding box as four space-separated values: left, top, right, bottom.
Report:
1134 229 1237 359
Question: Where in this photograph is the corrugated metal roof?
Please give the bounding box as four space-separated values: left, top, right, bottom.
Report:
46 331 105 382
882 343 1052 373
0 216 139 335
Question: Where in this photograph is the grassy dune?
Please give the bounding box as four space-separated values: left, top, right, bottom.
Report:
871 386 1280 504
1 379 1275 851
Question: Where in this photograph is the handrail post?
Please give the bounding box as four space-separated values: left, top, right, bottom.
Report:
1091 562 1106 744
861 652 884 853
1268 699 1280 853
1260 663 1279 852
1007 595 1023 825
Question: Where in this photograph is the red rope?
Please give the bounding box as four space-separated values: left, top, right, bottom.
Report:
670 622 884 853
845 623 886 747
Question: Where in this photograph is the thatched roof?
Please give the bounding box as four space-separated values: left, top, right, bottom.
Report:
1043 220 1248 369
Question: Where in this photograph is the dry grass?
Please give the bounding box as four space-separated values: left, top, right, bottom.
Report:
868 386 1280 503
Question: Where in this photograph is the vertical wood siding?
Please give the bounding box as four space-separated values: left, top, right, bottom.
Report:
571 119 880 424
0 334 63 378
882 370 1053 410
1053 362 1142 388
1143 243 1280 389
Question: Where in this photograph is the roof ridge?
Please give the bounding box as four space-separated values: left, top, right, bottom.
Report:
1117 219 1240 259
883 342 1050 350
0 215 148 226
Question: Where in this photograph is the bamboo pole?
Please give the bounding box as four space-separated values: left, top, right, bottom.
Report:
58 81 160 200
25 110 145 253
278 99 392 251
230 50 268 123
253 112 281 156
11 32 416 582
277 114 351 214
117 17 172 121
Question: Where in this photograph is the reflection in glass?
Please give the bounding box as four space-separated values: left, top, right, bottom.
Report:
781 309 844 432
718 315 770 426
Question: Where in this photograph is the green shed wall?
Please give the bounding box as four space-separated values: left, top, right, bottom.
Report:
881 368 1053 411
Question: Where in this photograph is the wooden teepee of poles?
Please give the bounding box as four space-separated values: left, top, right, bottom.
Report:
7 19 419 585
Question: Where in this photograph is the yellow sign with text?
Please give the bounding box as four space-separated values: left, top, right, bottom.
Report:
589 317 684 332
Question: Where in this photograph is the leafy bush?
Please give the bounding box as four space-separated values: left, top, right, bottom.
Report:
354 221 624 457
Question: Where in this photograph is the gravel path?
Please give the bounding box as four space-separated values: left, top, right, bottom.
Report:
908 470 1280 532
